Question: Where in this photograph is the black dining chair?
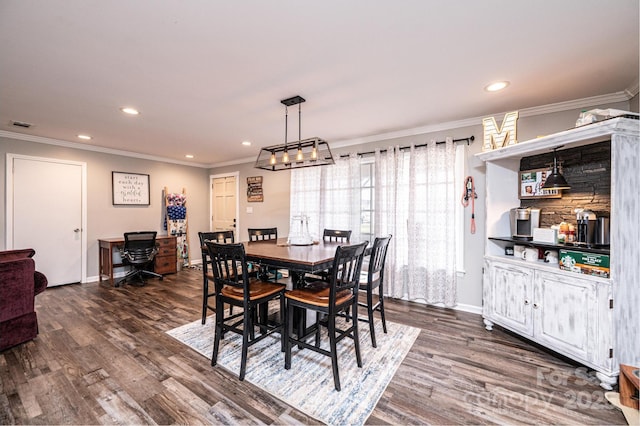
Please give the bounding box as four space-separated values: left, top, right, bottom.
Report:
356 234 392 347
198 231 235 324
206 241 286 381
305 228 353 283
117 231 163 287
248 227 279 280
284 241 368 391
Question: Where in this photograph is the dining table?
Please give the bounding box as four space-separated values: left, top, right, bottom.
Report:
241 238 349 286
240 237 369 336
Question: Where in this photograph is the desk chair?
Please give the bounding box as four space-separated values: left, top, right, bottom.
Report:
284 241 368 391
206 241 286 381
356 234 392 347
117 231 163 287
198 231 235 324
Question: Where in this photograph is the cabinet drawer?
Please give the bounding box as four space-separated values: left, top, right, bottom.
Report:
155 255 176 274
157 245 175 256
157 237 177 248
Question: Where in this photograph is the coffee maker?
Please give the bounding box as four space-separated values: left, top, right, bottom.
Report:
576 209 597 245
510 207 540 240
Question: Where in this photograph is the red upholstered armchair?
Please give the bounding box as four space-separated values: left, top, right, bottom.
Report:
0 249 48 351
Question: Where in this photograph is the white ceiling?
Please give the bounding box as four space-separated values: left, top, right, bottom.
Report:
1 0 638 167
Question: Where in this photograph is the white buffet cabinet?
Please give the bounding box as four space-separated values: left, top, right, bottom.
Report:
476 117 639 389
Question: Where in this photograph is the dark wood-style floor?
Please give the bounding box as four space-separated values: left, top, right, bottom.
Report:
0 268 626 425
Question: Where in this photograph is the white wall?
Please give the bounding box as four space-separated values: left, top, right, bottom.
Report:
0 137 210 279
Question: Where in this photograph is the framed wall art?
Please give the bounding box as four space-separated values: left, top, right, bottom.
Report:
247 176 263 202
112 171 150 205
518 168 561 199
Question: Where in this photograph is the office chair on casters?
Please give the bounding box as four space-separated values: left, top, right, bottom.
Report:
117 231 163 287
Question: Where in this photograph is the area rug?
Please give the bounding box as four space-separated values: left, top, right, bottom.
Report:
166 313 420 425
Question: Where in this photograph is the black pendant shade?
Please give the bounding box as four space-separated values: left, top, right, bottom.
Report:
542 149 571 190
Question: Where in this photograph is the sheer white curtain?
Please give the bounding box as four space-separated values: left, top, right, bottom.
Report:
375 138 458 306
290 153 361 242
291 140 458 306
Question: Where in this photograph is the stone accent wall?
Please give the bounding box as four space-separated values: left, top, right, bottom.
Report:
520 141 611 227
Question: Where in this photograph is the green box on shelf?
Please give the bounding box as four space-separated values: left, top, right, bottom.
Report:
559 249 610 278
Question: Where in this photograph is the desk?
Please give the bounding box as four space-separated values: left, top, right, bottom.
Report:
99 236 177 286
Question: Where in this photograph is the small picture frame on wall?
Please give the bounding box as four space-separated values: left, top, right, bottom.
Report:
112 171 150 205
518 168 562 199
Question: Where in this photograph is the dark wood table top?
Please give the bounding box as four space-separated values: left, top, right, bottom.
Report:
242 238 343 273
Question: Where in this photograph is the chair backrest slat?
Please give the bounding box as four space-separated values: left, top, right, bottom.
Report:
198 231 234 246
366 235 392 288
323 229 352 243
248 227 278 241
205 242 250 298
329 241 368 312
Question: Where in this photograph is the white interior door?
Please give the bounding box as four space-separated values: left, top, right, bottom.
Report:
211 174 238 238
7 155 86 286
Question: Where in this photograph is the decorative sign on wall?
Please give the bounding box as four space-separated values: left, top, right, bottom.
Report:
518 168 561 199
247 176 264 202
482 111 519 151
112 171 150 205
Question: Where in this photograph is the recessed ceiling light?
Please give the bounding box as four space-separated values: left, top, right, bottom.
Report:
185 154 194 159
120 107 140 115
77 134 92 140
242 141 252 146
485 81 510 92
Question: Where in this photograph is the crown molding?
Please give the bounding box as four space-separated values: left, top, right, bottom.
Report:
329 91 633 150
0 130 211 168
2 90 634 169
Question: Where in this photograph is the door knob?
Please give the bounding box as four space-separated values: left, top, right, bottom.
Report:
74 228 81 233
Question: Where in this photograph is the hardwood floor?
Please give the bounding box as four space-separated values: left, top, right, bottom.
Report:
0 268 626 424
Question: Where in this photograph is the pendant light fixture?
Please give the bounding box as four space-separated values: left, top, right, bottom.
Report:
255 95 334 171
542 147 571 190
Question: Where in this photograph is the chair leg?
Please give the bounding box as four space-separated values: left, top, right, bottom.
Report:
284 301 293 370
211 298 224 367
201 279 208 324
328 315 341 391
239 308 250 381
314 311 321 347
367 290 377 348
279 295 286 352
379 286 387 334
352 299 363 368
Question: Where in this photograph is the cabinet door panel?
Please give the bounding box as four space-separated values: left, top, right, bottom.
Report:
488 262 533 336
534 271 596 361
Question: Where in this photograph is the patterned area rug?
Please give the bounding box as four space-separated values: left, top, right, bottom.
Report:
167 312 420 425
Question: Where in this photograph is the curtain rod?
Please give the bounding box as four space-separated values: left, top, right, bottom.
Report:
339 135 475 158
